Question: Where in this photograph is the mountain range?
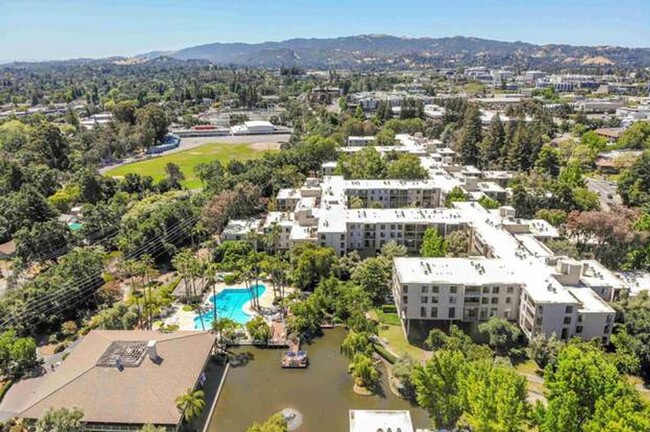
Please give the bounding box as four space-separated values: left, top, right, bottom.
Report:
136 34 650 69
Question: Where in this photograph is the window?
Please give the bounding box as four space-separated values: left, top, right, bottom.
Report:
431 296 439 304
391 224 396 230
421 296 428 304
491 297 498 304
576 325 583 334
505 297 512 304
507 286 514 294
492 286 500 294
402 285 409 293
450 286 457 294
431 286 439 294
420 307 427 317
577 314 583 323
563 316 571 325
565 306 573 314
449 296 456 304
340 234 345 240
421 286 428 293
431 307 438 318
449 307 456 319
561 328 569 340
482 287 490 294
481 297 489 304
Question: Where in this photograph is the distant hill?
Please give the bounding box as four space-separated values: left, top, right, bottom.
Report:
136 34 650 69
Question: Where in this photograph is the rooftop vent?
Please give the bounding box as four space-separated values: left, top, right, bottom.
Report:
96 341 148 368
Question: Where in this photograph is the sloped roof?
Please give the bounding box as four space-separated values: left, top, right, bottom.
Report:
19 330 214 426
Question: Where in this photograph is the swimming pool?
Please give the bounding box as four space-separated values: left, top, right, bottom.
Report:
194 284 266 329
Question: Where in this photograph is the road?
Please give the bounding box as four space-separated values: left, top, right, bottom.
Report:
586 178 621 211
98 133 291 174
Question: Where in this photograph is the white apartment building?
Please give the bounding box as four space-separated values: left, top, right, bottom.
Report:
343 179 442 208
392 202 617 343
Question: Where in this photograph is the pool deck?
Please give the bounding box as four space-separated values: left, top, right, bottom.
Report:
169 281 291 331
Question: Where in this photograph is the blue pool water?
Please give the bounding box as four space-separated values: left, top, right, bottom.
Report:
194 284 266 329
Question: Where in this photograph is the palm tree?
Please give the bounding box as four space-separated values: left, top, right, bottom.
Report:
175 388 206 423
173 249 206 331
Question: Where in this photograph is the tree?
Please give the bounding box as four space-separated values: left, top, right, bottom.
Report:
478 195 500 209
340 331 373 358
534 209 567 227
444 186 468 207
534 145 561 177
35 407 84 432
618 121 650 150
392 353 417 397
335 147 387 179
289 243 336 291
537 343 627 431
0 330 39 379
444 230 470 257
380 241 407 261
14 219 72 263
164 162 185 189
212 318 240 346
480 113 505 169
246 316 270 342
420 228 446 257
27 122 70 170
478 317 522 356
175 388 206 423
386 153 428 179
351 257 392 304
349 353 380 389
527 333 564 369
111 100 138 124
618 151 650 207
136 103 169 147
456 105 483 166
460 360 529 432
412 349 466 430
246 412 288 432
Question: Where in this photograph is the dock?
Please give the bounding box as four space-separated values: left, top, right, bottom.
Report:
280 332 308 368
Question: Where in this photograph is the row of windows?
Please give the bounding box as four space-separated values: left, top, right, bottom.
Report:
419 306 457 319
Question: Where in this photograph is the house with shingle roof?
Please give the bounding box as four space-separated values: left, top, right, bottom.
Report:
15 330 215 431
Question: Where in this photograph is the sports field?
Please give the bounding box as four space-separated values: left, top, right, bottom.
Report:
104 142 277 189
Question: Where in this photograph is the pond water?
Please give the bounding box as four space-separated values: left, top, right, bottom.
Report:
207 327 430 432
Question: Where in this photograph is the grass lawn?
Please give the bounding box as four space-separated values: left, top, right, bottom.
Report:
104 142 276 189
373 308 402 326
515 359 544 377
377 324 429 361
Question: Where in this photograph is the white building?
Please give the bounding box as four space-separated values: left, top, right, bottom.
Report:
230 120 276 135
349 410 414 432
347 136 377 146
392 202 618 343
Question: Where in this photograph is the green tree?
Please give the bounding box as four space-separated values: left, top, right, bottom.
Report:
478 195 500 209
413 349 466 430
351 257 392 304
289 243 336 291
444 186 468 207
175 388 206 423
27 122 70 170
420 228 446 257
537 343 627 431
527 333 564 369
392 353 417 397
246 316 270 342
444 230 470 257
246 413 288 432
480 113 505 169
379 241 407 261
456 105 483 166
478 317 522 356
35 407 84 432
212 318 240 347
139 425 166 432
618 151 650 207
387 153 428 179
340 331 373 358
460 360 529 432
136 103 169 148
349 353 380 389
618 121 650 150
111 100 138 124
164 162 185 189
534 145 561 177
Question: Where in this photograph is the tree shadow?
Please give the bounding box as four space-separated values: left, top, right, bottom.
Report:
228 351 255 368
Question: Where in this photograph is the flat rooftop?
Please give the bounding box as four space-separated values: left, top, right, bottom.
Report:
349 410 414 432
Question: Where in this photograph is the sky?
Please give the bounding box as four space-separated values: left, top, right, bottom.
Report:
1 0 649 61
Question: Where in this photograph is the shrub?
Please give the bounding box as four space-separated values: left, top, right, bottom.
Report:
381 304 397 313
374 344 397 364
54 342 68 354
223 274 238 285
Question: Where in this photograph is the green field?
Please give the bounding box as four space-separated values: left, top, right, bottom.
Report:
104 142 275 189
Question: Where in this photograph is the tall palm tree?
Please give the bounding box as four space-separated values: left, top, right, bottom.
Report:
173 249 206 331
175 388 206 423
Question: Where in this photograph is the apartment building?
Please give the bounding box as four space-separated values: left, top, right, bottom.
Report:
391 202 617 343
343 179 442 208
347 136 376 146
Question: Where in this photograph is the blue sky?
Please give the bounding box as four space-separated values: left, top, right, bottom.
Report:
1 0 648 61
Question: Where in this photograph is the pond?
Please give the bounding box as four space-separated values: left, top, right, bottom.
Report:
207 327 430 432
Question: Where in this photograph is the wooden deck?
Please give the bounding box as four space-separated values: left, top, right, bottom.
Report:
269 321 289 347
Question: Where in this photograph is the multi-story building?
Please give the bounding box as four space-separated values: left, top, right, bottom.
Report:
347 136 376 146
392 202 618 343
343 179 442 208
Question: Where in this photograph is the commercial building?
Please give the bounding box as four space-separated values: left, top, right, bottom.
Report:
15 331 215 431
349 410 414 432
230 120 276 135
